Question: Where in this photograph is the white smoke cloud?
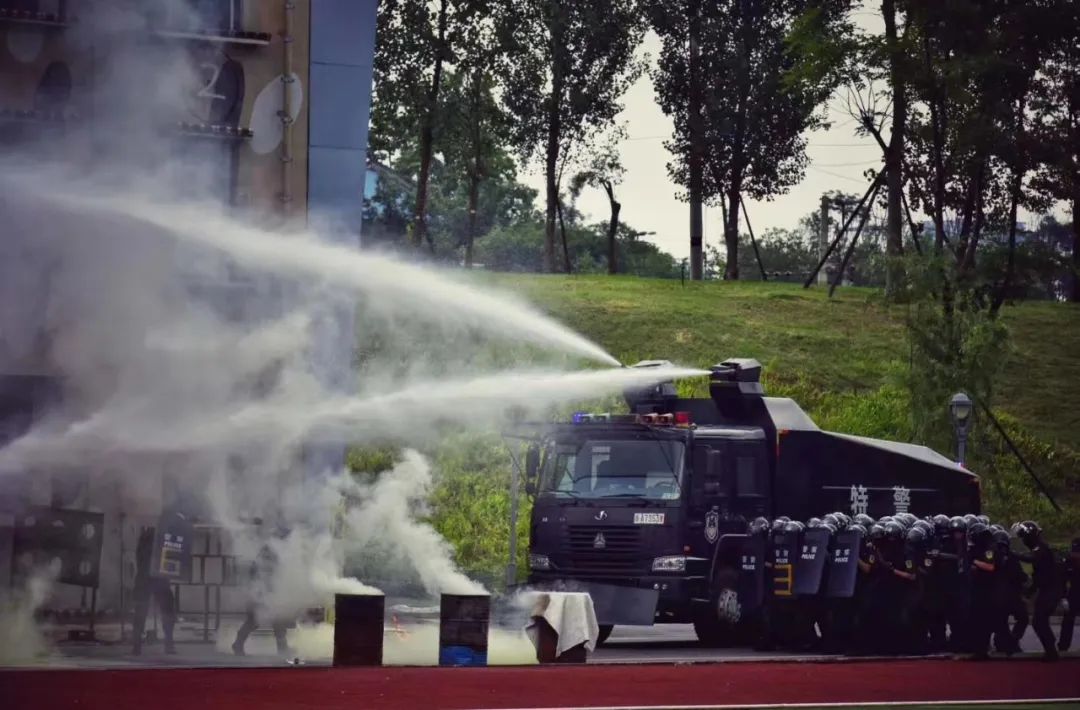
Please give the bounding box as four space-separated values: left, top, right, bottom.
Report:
0 571 55 664
0 0 699 650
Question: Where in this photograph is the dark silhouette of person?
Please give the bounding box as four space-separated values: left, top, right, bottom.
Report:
131 525 176 655
232 533 292 656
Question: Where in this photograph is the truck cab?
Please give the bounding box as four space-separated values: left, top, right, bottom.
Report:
524 358 981 645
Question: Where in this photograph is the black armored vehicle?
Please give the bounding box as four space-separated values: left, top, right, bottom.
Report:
523 358 980 644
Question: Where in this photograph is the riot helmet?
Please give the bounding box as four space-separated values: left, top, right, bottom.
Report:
963 513 979 527
932 514 950 531
913 520 934 535
992 529 1011 546
1014 520 1042 546
784 520 805 534
848 523 868 537
906 526 928 545
949 516 967 532
854 513 875 528
896 513 917 528
771 519 787 534
776 516 791 524
822 513 841 529
976 515 990 525
969 522 991 543
819 521 838 535
868 523 887 541
884 521 905 541
833 512 851 529
749 517 770 536
807 517 823 529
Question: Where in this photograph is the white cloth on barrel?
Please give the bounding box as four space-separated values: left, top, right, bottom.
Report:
523 591 600 656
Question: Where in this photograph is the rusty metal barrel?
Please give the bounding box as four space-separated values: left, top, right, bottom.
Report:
333 593 384 666
438 593 489 667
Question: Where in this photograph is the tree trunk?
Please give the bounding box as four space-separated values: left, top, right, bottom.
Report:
1073 191 1080 302
464 68 484 269
543 0 564 273
604 181 621 275
990 160 1023 316
557 197 572 274
724 185 741 280
688 0 704 281
465 171 480 268
412 0 449 253
883 0 905 298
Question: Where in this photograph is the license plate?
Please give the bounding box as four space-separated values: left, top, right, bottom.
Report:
633 513 665 525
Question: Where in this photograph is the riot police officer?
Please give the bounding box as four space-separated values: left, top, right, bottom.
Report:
923 514 952 650
852 523 886 654
991 527 1026 656
903 524 934 653
877 520 918 654
932 516 971 651
1060 537 1080 652
1012 521 1062 661
967 522 997 658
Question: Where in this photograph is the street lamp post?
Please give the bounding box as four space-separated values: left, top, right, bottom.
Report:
949 392 974 466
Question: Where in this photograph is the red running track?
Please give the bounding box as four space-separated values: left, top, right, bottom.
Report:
2 658 1079 710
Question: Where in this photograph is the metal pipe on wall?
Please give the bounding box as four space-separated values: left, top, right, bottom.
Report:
279 0 296 216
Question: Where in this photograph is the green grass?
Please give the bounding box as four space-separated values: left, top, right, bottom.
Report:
488 275 1080 453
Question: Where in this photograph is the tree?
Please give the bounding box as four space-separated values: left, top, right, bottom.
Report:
570 130 627 275
1030 1 1080 302
500 0 645 273
371 0 486 253
441 66 513 267
652 0 850 280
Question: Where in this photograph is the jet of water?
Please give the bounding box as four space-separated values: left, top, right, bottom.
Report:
2 366 708 465
6 175 621 367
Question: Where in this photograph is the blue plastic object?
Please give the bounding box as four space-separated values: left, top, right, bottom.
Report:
439 645 487 667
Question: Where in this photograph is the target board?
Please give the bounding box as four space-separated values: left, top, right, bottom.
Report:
13 507 105 587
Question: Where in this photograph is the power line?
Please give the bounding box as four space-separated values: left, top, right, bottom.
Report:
808 165 874 185
813 159 881 168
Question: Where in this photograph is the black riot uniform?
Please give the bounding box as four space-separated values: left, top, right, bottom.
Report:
754 519 787 651
991 528 1026 655
853 523 893 654
936 516 971 651
1060 538 1080 652
966 523 997 658
131 526 177 655
1013 522 1062 661
877 521 919 654
905 523 936 654
923 515 951 651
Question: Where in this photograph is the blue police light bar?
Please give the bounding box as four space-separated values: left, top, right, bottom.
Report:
572 412 587 424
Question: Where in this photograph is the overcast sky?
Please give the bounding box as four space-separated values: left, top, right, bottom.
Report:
520 32 884 262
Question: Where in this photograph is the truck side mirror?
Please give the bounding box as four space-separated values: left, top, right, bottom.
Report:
524 445 540 496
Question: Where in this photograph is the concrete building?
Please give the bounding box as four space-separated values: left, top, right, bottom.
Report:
0 0 378 632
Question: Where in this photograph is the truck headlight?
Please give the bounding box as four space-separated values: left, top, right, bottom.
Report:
529 553 551 571
651 555 686 572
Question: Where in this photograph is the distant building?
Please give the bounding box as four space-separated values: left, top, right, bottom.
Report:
0 0 377 621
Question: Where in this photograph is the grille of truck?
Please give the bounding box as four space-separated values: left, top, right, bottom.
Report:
556 524 644 574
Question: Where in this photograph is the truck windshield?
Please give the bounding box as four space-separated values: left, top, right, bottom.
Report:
539 438 685 500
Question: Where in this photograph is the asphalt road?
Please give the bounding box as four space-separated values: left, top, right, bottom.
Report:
6 618 1068 670
593 622 1065 663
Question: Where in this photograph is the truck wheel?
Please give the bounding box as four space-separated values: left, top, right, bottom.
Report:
694 569 741 647
596 624 614 646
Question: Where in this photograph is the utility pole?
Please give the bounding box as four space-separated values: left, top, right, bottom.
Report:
818 195 830 285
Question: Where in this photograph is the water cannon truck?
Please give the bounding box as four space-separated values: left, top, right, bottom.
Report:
522 358 980 645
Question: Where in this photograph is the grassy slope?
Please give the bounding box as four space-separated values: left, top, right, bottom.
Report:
489 275 1080 452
